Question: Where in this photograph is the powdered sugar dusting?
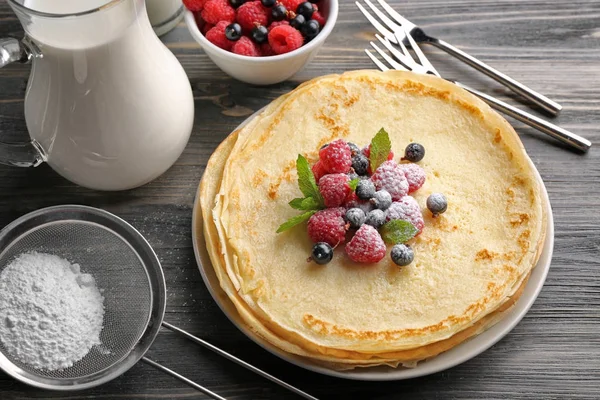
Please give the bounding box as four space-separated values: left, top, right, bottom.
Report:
371 160 409 201
0 252 104 371
402 163 426 193
345 225 386 263
386 196 425 233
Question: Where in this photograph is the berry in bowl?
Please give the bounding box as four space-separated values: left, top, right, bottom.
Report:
183 0 339 85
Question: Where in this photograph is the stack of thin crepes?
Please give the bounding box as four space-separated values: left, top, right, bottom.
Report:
199 70 546 369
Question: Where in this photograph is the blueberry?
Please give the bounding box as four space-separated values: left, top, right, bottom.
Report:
391 244 414 266
347 142 360 156
356 179 376 200
252 25 269 44
403 143 425 162
351 154 369 176
427 193 448 216
261 0 276 6
225 23 242 41
365 209 386 228
301 19 320 39
271 4 287 21
347 172 359 181
345 208 366 229
311 242 333 265
371 190 392 210
289 14 306 30
296 1 314 19
229 0 245 8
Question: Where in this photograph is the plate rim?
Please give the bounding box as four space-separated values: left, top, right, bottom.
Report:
191 115 554 381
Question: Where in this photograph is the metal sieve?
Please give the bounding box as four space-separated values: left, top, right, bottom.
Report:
0 205 316 400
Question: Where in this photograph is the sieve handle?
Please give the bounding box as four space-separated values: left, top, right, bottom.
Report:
141 357 226 400
161 322 319 400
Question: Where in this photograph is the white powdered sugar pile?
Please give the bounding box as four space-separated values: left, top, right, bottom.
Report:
0 252 105 371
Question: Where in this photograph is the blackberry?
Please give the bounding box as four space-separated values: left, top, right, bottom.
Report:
261 0 276 6
356 179 376 200
311 242 333 265
403 143 425 162
351 154 369 176
345 208 366 229
365 209 386 228
391 244 414 266
427 193 448 216
371 190 392 210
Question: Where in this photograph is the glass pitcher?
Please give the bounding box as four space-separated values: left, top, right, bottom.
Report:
0 0 194 191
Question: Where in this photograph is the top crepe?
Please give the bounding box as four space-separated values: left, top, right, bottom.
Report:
201 70 545 366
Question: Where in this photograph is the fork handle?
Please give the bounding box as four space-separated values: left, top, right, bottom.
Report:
431 39 562 116
453 82 591 152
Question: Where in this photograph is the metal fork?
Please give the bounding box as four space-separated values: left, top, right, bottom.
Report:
365 34 591 152
356 0 562 116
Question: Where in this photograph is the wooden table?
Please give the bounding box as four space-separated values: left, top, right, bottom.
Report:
1 1 599 399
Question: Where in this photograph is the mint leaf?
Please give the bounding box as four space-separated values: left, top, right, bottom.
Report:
369 128 392 172
289 197 321 211
276 210 317 233
296 155 323 206
289 198 306 209
380 220 418 244
348 178 360 191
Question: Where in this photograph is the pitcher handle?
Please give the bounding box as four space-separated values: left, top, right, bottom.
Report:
0 37 45 167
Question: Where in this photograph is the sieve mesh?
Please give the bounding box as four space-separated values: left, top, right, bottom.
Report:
0 219 153 380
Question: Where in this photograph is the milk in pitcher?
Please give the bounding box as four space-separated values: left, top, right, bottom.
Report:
19 0 194 190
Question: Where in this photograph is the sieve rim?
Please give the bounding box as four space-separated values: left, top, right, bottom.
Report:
0 204 166 391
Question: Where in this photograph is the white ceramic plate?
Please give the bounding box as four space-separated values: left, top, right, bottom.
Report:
192 116 554 381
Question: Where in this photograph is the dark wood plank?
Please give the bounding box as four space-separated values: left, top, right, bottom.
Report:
1 0 600 399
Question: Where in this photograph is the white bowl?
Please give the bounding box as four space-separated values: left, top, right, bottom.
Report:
184 0 339 85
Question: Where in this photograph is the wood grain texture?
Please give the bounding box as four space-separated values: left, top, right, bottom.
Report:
1 0 599 399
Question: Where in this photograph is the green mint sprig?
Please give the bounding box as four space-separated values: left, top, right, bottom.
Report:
369 128 392 172
348 178 360 191
277 155 325 233
380 220 418 244
276 210 317 233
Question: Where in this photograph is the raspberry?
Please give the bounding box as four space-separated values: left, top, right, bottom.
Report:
312 10 326 26
268 25 304 55
260 42 276 56
311 160 327 183
232 36 260 56
318 139 352 174
345 225 386 263
202 22 215 35
402 163 426 193
205 21 233 50
280 0 303 12
386 196 424 233
307 208 347 246
318 173 350 208
201 0 235 25
268 20 289 31
236 1 269 32
371 160 409 201
184 0 207 12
